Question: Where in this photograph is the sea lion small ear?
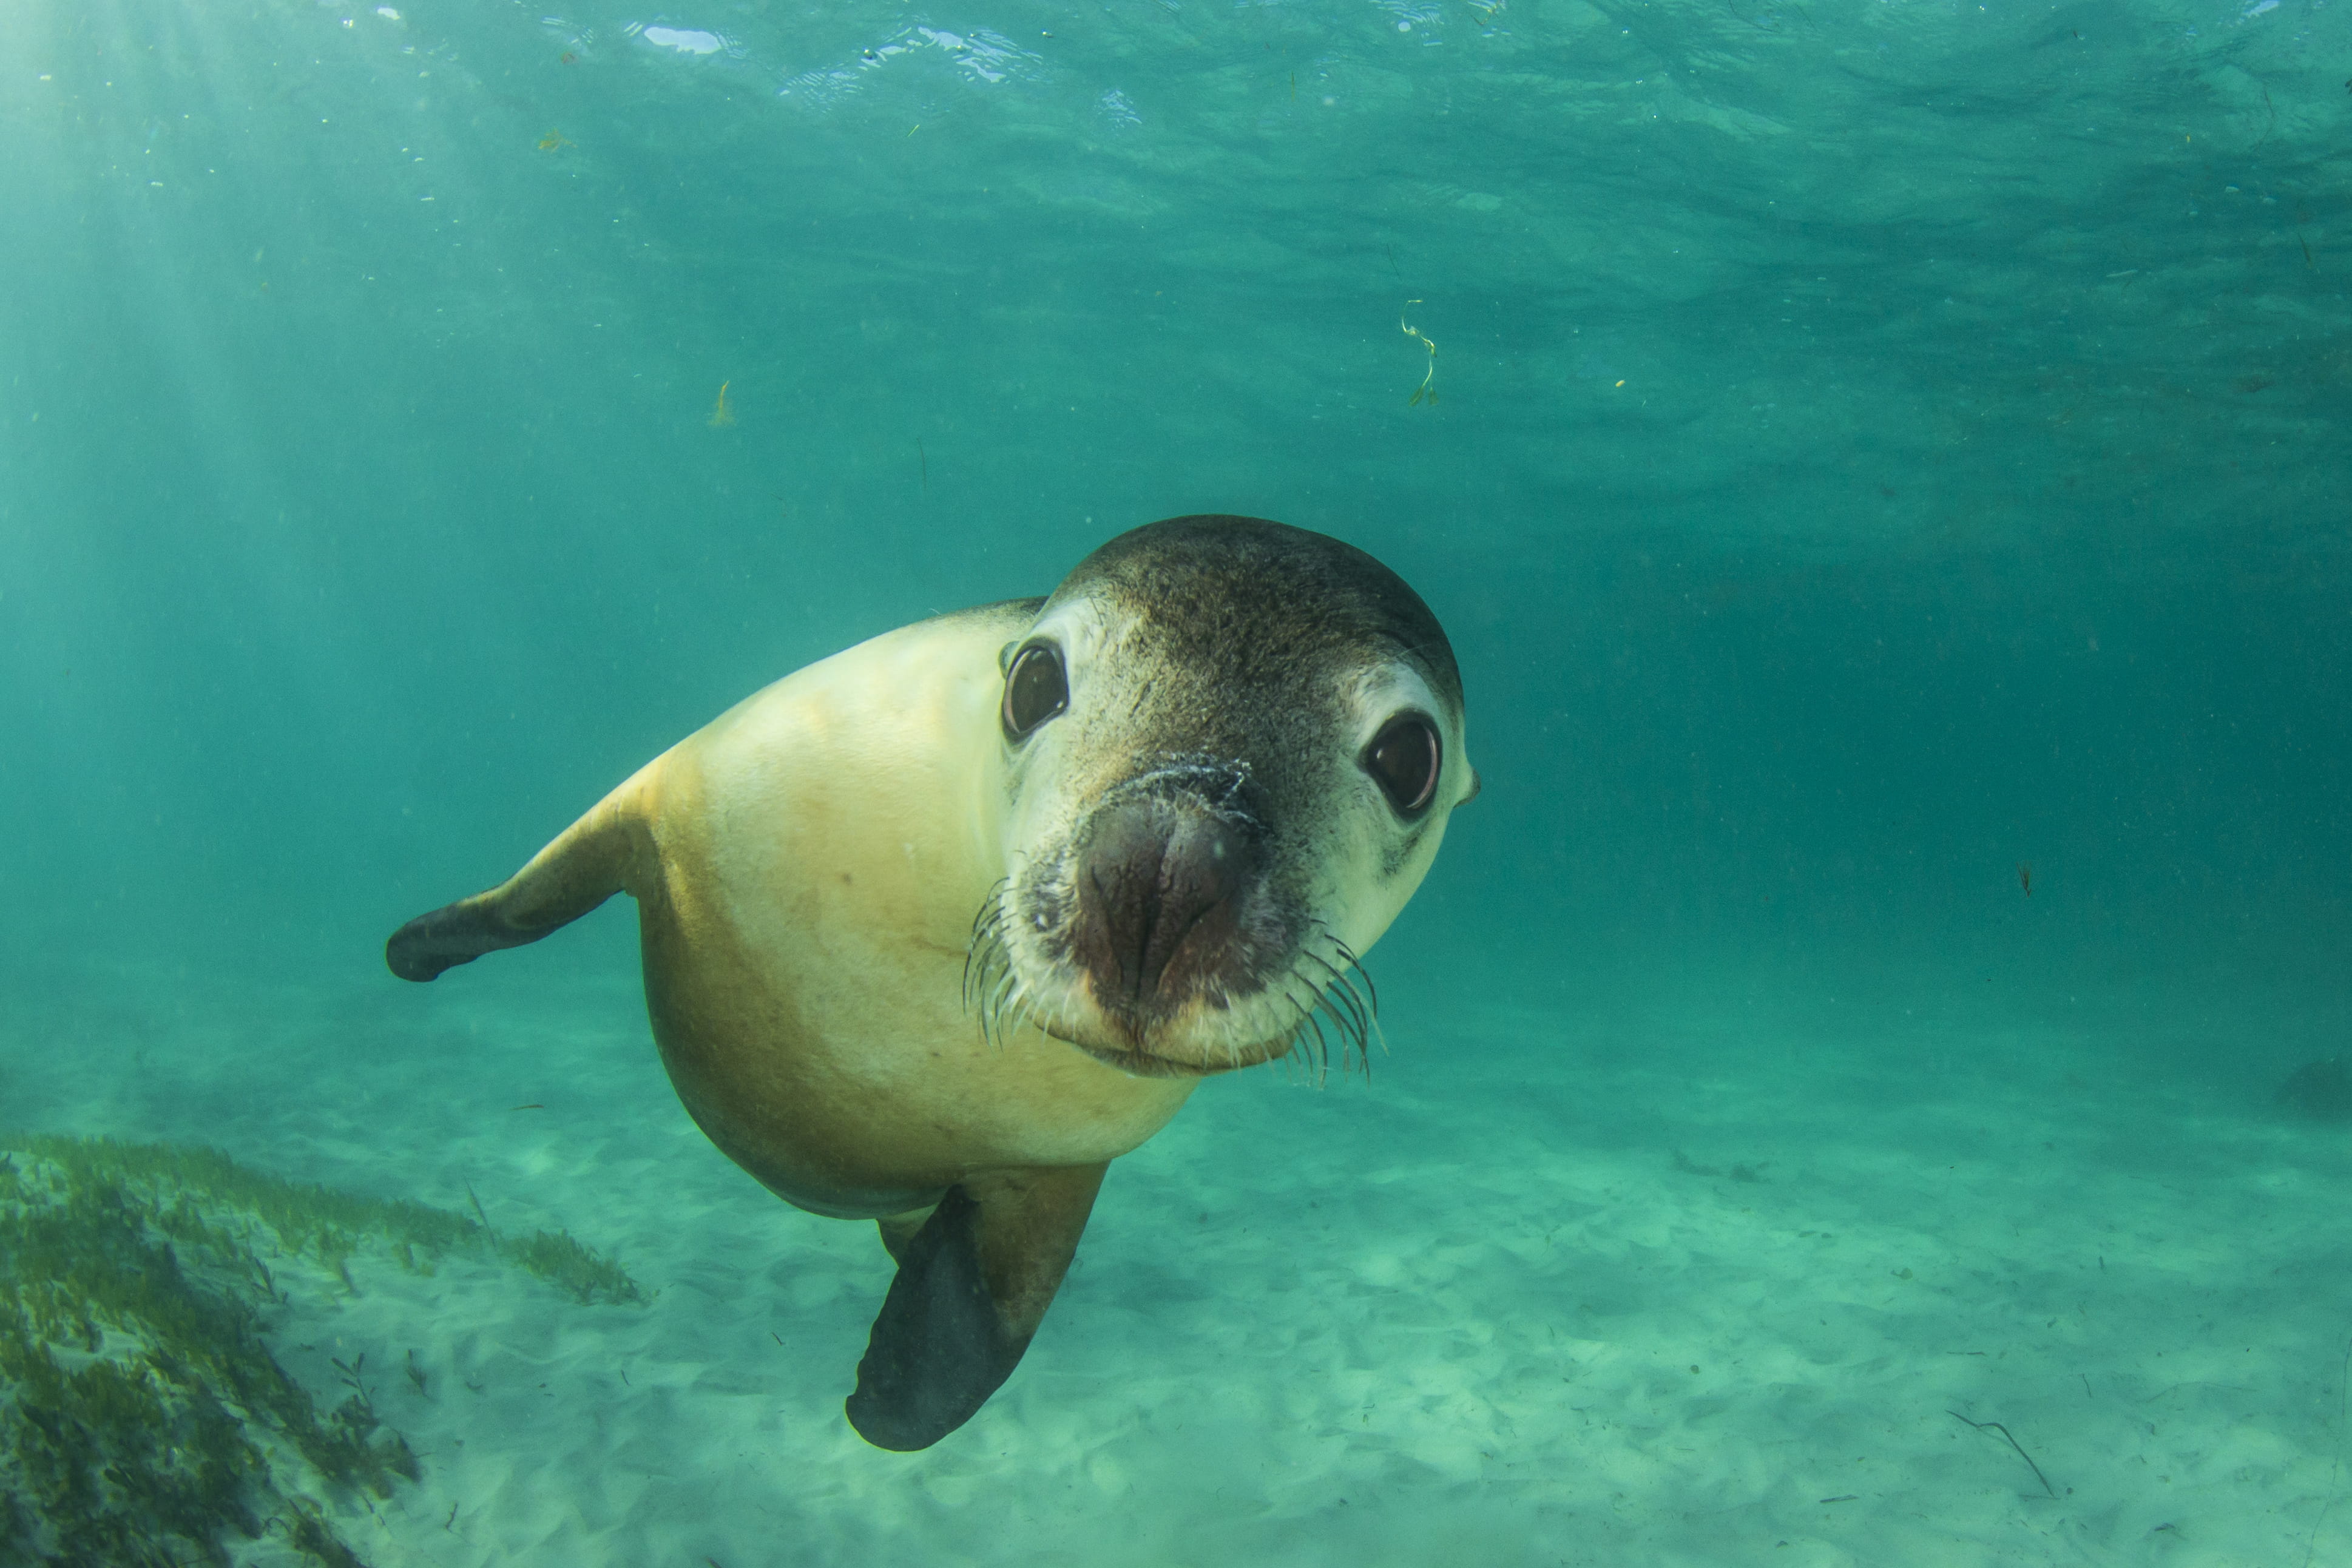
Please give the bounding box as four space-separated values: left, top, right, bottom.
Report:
1458 766 1482 806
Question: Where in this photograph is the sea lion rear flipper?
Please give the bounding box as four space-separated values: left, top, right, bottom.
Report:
845 1163 1107 1451
385 786 647 982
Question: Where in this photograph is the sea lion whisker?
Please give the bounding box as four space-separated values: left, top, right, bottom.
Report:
1046 984 1082 1047
1295 958 1368 1077
1270 987 1326 1063
964 945 998 1016
1280 982 1332 1086
1317 937 1385 1057
1305 1009 1332 1087
1205 982 1243 1071
1278 1028 1311 1084
1347 1012 1371 1076
1286 951 1363 1067
1345 951 1380 1019
990 973 1026 1049
1333 971 1379 1063
1357 985 1390 1059
1318 987 1367 1076
1297 945 1353 1003
1018 988 1051 1041
1272 985 1322 1084
969 877 1010 939
1316 988 1362 1071
1303 924 1370 1010
978 960 1016 1047
1302 951 1371 1053
1336 992 1373 1067
962 904 1009 1013
962 891 1005 985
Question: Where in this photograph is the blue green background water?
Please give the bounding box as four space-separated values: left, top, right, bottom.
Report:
4 0 2350 1562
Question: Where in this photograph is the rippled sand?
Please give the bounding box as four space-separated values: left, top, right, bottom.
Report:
6 942 2345 1567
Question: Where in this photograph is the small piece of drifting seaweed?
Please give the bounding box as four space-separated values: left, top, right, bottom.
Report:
1948 1409 2058 1498
0 1135 644 1567
2276 1058 2352 1123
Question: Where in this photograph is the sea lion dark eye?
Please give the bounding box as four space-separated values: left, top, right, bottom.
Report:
1362 713 1441 816
1001 643 1068 741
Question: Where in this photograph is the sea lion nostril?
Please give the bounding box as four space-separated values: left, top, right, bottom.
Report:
1073 801 1254 1010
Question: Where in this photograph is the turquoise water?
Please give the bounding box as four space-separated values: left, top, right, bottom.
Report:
4 0 2350 1561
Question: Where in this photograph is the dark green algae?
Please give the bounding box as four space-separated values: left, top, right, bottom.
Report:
0 1134 641 1566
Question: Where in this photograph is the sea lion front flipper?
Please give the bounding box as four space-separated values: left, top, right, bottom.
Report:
845 1162 1107 1451
386 784 650 982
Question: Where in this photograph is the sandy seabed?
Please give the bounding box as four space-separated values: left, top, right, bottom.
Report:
4 939 2348 1568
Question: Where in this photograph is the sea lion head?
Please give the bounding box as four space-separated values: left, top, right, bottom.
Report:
970 515 1476 1078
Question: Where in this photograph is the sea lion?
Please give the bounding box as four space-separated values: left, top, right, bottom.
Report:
385 514 1476 1450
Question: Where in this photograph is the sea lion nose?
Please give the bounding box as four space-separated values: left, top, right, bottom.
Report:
1073 800 1254 1009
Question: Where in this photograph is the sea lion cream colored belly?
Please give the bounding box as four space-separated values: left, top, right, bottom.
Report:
386 515 1476 1450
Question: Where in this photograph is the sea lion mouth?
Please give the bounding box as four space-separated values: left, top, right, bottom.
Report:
1058 1038 1245 1080
964 893 1381 1081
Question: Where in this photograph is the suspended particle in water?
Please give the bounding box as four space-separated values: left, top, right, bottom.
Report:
1400 300 1438 407
709 380 735 428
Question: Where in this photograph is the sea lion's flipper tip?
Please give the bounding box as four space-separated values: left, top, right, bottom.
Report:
385 792 641 982
385 899 521 981
844 1164 1106 1450
385 904 463 981
845 1188 1024 1450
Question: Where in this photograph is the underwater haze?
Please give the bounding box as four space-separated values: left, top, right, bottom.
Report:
4 0 2351 1561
